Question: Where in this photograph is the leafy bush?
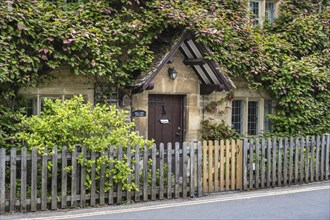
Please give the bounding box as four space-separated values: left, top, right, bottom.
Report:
200 120 241 141
17 95 153 191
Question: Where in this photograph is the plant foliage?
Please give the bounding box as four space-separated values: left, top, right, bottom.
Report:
17 95 152 191
0 0 329 143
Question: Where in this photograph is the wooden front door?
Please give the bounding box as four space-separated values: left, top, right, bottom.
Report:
148 95 184 146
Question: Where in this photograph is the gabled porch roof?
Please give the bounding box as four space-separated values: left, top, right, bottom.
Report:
131 31 235 94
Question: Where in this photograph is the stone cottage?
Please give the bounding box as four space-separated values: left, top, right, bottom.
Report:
19 31 274 145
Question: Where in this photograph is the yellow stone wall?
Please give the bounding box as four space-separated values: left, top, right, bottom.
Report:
19 66 95 102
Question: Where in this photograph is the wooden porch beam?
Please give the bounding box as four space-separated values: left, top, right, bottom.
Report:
183 58 206 66
200 84 225 95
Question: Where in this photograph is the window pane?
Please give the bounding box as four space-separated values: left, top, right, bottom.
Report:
250 1 260 25
264 100 273 132
248 101 258 135
266 2 276 23
232 100 243 134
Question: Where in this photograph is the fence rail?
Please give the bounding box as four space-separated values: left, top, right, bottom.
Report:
0 134 329 213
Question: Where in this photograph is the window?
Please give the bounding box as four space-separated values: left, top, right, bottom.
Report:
266 2 276 23
250 1 261 25
232 100 243 134
249 0 279 25
247 101 258 135
264 100 273 132
20 94 87 116
231 99 274 136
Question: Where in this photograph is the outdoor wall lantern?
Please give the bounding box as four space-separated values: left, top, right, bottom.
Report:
168 67 177 80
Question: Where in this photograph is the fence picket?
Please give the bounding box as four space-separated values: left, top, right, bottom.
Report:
255 138 260 189
226 140 231 191
126 145 132 203
236 140 243 190
51 147 58 210
30 147 37 212
320 135 325 181
134 145 140 202
175 142 180 199
316 135 320 181
310 136 315 182
231 140 236 190
117 145 123 204
243 139 248 190
90 151 96 207
0 148 5 214
143 144 148 201
197 142 202 197
159 143 164 200
294 137 299 185
289 137 294 184
325 134 330 180
208 141 214 192
99 152 105 206
167 143 172 199
80 146 86 207
249 138 254 190
71 146 77 207
10 148 16 213
305 137 310 183
21 148 27 212
108 145 114 205
61 146 68 209
202 141 207 193
41 149 48 211
266 138 271 188
190 142 195 197
220 140 225 191
151 144 156 201
261 138 266 188
272 137 277 187
283 138 288 186
278 138 283 187
300 137 305 184
214 141 219 192
182 142 188 199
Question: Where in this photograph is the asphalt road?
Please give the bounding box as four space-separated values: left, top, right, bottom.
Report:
3 182 330 220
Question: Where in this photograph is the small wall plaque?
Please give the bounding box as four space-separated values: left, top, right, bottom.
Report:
132 110 146 117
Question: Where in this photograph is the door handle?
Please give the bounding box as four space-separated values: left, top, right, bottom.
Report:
162 105 167 114
176 127 181 136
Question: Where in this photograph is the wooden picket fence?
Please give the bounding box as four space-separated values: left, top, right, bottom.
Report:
0 134 329 213
0 142 203 213
243 135 330 190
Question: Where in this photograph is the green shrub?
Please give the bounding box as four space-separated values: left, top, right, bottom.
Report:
17 95 153 191
200 120 241 141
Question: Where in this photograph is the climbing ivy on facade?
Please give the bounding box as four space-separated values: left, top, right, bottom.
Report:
0 0 329 148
